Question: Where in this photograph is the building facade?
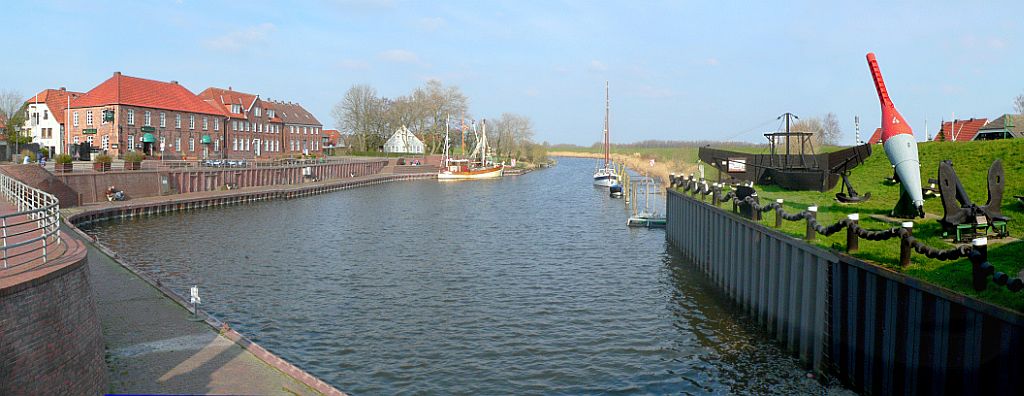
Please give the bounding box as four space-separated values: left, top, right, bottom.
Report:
67 72 225 159
269 100 323 156
198 87 288 159
23 88 83 155
383 125 424 153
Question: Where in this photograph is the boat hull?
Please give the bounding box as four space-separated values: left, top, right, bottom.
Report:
438 165 504 180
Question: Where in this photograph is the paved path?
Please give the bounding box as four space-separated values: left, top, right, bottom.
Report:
0 198 65 285
66 228 325 395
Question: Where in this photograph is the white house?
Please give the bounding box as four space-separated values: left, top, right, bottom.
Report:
23 88 83 156
383 125 424 153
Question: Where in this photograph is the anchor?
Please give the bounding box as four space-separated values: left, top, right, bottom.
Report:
937 159 1011 241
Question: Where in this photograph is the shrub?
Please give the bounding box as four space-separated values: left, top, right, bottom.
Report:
55 153 73 164
39 147 49 159
19 149 36 163
123 151 145 162
95 154 113 164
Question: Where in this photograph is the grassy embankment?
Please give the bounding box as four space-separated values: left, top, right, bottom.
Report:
555 140 1024 311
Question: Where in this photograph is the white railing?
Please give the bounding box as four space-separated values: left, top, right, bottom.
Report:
0 172 62 272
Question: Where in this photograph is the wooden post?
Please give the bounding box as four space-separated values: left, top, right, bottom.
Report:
774 198 783 228
846 213 860 253
805 206 818 241
900 221 913 267
971 237 988 291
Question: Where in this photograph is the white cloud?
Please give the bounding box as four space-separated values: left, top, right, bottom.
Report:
589 60 608 72
705 57 720 66
337 59 370 70
417 17 446 31
203 23 276 52
378 49 426 66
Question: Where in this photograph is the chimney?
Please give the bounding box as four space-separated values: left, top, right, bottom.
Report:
171 80 178 85
228 86 232 91
114 71 121 76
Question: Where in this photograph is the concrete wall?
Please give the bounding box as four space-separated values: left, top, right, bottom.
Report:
0 165 80 207
0 239 107 395
58 170 162 205
665 188 1024 395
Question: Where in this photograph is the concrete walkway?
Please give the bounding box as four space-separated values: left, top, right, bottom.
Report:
66 228 325 395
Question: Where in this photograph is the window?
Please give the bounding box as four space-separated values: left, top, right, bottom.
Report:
203 117 208 130
73 136 79 144
214 139 220 152
175 138 181 151
232 138 238 151
189 115 195 129
232 104 242 114
268 109 275 118
189 138 195 152
232 121 237 131
127 109 135 125
214 119 219 131
43 109 48 120
86 111 93 126
144 111 151 126
101 135 109 150
128 135 135 151
73 112 79 126
257 123 262 133
176 114 182 128
160 112 166 127
86 136 94 145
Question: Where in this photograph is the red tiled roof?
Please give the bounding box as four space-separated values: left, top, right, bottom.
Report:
269 100 321 126
71 72 222 116
201 99 227 117
934 118 987 141
323 129 341 144
26 88 84 125
867 128 882 144
197 86 261 120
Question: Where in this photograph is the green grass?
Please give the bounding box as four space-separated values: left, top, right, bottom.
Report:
684 139 1024 312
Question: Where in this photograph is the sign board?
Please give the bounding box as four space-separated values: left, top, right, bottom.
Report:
727 157 747 173
82 128 97 134
140 126 156 133
190 285 201 305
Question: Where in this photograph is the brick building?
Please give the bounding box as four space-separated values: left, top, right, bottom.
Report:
268 100 323 156
198 86 285 159
67 72 225 159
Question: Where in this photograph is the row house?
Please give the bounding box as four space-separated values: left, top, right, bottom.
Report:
198 86 287 159
268 100 323 155
67 72 225 159
23 88 83 155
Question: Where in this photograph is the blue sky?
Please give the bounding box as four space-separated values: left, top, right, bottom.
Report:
5 0 1024 145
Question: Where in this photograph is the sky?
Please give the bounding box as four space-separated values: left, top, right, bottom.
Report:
5 0 1024 146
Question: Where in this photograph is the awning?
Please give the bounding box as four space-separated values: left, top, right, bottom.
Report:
201 135 212 144
141 133 156 143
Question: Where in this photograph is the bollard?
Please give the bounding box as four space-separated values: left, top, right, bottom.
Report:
774 199 784 228
970 238 989 291
711 184 719 206
846 213 860 253
899 222 913 267
805 206 818 241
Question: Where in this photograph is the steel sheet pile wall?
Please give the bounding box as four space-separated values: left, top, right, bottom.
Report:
665 188 1024 395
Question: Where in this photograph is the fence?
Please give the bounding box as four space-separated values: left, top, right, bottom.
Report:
0 171 61 272
665 176 1024 395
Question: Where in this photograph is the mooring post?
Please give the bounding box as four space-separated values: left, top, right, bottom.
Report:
774 199 784 228
804 206 817 241
846 213 860 253
970 237 989 291
900 222 913 267
711 183 719 206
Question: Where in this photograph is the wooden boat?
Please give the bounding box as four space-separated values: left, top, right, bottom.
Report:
438 117 503 180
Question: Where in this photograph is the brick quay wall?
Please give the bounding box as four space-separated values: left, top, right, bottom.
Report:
0 238 107 395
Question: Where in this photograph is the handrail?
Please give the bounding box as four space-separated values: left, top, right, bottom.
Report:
669 174 1023 294
0 171 62 274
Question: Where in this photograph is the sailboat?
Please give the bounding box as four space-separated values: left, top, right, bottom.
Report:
438 116 504 180
594 81 619 187
627 176 666 228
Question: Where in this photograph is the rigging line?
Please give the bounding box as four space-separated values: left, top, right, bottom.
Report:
720 117 779 142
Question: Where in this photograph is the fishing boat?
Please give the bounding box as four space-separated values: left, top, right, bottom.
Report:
627 176 666 228
438 117 504 180
593 81 619 187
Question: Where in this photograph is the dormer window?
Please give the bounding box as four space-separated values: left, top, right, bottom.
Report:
268 109 275 118
232 104 242 114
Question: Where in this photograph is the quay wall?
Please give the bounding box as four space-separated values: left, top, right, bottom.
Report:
0 239 107 395
56 160 388 206
665 188 1024 395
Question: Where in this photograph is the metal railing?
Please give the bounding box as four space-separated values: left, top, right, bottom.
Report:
0 171 62 272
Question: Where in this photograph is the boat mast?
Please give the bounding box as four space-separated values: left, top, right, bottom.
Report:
604 81 610 168
481 119 487 165
443 113 450 165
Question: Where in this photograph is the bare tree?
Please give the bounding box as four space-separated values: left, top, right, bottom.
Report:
791 117 825 150
1014 93 1024 114
821 112 842 146
0 89 26 142
332 85 381 152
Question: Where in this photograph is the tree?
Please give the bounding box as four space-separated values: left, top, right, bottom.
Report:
1014 93 1024 114
821 112 842 146
790 117 824 150
332 85 382 152
0 89 28 145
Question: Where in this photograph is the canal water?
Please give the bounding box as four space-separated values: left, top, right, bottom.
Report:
83 157 847 395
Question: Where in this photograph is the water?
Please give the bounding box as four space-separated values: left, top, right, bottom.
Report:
84 157 845 395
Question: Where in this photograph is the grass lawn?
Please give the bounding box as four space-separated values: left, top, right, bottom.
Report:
683 138 1024 312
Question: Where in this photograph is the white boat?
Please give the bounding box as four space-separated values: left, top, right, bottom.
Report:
438 117 503 180
593 81 619 186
